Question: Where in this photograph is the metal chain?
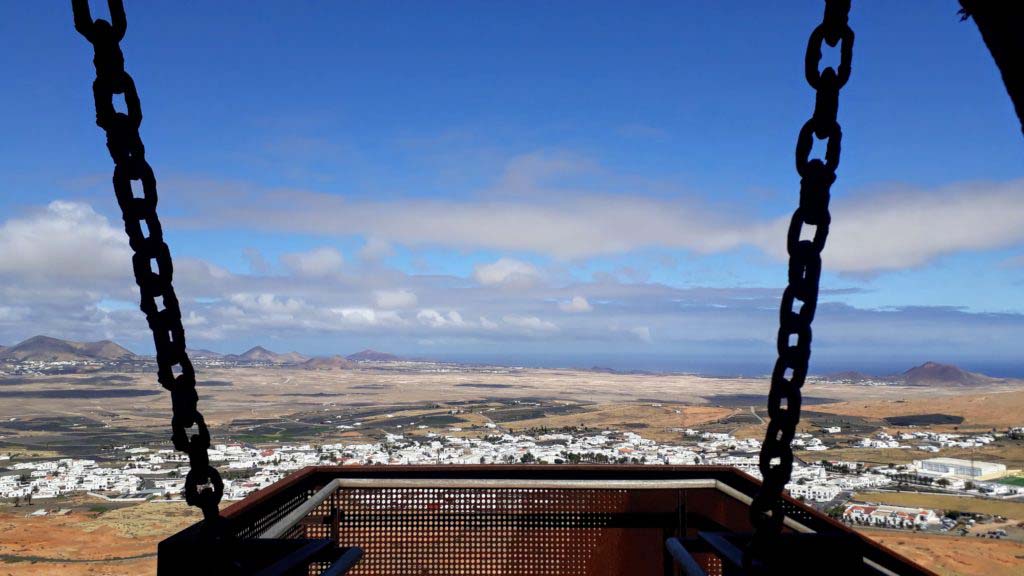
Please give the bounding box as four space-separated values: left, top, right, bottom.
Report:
72 0 223 523
747 0 853 568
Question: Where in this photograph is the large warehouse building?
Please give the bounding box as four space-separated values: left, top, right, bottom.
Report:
912 457 1007 480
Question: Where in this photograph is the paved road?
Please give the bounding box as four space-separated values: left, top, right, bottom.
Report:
749 405 765 425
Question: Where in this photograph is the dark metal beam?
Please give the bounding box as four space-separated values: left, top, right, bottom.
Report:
321 548 364 576
666 537 709 576
250 539 335 576
961 1 1024 135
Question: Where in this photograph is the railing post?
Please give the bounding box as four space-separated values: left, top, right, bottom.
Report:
331 506 340 545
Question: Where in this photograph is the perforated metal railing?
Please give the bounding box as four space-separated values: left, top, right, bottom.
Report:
301 485 670 575
159 466 936 576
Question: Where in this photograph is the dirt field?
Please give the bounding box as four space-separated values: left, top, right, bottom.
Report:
0 501 200 576
7 365 1019 434
859 529 1024 576
502 403 733 441
853 491 1024 519
811 388 1024 431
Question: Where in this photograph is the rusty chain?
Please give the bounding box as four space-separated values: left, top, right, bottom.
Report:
72 0 223 524
747 0 853 568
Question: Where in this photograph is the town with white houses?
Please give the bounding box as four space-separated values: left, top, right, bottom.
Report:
2 425 1022 533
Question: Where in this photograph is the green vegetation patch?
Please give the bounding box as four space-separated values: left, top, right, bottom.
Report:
415 414 465 427
0 416 105 432
884 414 964 426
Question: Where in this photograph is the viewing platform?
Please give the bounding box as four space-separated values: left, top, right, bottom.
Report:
159 465 935 575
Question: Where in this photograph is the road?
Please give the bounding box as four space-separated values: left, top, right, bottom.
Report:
749 405 765 424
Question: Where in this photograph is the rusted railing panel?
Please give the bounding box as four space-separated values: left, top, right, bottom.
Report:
160 466 935 576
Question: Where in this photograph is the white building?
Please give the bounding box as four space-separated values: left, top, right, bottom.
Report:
912 458 1007 481
843 504 940 529
786 482 840 502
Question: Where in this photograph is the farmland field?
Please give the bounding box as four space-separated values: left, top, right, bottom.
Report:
853 491 1024 518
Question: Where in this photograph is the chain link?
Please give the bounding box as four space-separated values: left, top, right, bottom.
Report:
747 0 853 569
72 0 223 523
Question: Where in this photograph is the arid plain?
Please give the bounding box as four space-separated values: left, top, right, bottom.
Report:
2 362 1024 575
3 364 1024 439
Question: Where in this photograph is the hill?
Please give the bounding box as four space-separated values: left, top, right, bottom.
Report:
275 351 311 363
821 370 877 382
301 355 352 370
346 349 400 362
0 335 136 362
187 348 224 359
224 346 308 364
820 362 1000 387
900 361 995 386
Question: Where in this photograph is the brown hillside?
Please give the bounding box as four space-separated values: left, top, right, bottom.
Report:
0 335 135 362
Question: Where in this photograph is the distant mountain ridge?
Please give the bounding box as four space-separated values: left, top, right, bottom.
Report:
187 348 224 359
0 338 1011 384
901 361 995 386
1 336 1005 385
223 346 309 364
0 336 409 368
823 361 1001 387
346 349 400 362
0 335 136 362
301 355 352 370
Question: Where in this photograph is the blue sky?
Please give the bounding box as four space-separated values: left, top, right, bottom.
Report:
1 2 1023 375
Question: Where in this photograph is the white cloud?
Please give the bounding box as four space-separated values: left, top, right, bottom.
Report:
195 191 739 261
181 152 1024 273
359 237 394 261
416 309 445 327
629 326 652 343
329 307 403 327
416 309 467 328
0 201 131 284
243 248 270 274
474 258 541 287
374 289 418 309
750 180 1024 273
180 153 742 261
228 293 305 316
559 295 593 313
502 314 558 333
7 179 1024 362
0 306 29 322
182 311 208 327
281 246 344 277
